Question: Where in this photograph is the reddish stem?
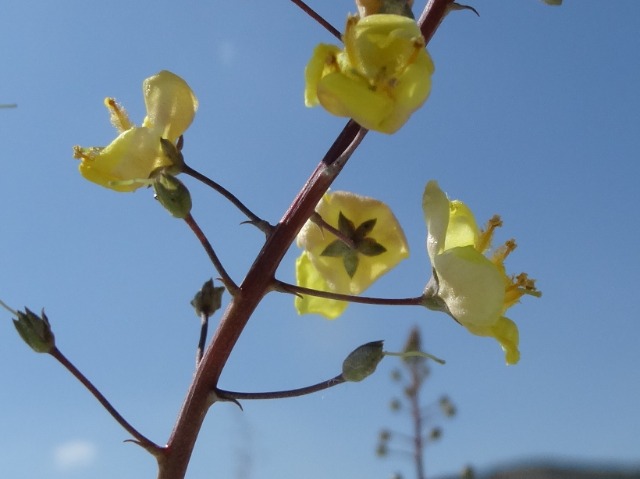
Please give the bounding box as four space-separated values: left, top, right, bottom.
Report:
158 2 453 477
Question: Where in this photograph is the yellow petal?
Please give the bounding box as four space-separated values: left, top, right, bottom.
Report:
348 14 423 79
316 72 393 129
304 44 342 107
382 51 434 130
142 70 198 141
295 252 349 319
298 191 409 295
78 128 167 192
490 316 520 365
445 200 480 250
422 181 450 260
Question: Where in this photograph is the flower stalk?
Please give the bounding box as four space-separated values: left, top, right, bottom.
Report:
158 4 454 477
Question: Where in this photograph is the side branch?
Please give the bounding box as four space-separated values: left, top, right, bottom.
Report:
273 279 424 307
183 213 239 295
183 164 273 235
216 374 345 401
50 347 161 456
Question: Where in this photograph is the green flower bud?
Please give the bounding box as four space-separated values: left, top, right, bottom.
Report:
191 279 224 318
13 308 55 353
153 173 192 218
342 340 384 382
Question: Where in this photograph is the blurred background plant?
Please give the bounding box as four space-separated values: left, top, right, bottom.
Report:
376 326 457 479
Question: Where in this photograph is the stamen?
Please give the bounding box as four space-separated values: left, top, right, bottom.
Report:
476 214 502 252
515 273 542 297
504 272 541 308
492 238 517 264
72 145 91 161
104 97 133 133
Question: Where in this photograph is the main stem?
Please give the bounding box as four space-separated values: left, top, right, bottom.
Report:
158 2 453 477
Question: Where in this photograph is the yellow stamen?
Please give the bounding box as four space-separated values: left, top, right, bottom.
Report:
492 238 517 264
104 97 133 133
72 145 92 161
476 215 503 253
504 272 541 308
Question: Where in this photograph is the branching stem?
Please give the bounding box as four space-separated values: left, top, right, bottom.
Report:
196 312 209 366
216 374 345 401
158 3 454 478
182 164 273 235
183 213 240 295
49 347 161 456
290 0 342 40
273 279 424 307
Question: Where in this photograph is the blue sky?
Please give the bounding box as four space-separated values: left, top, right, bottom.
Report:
1 1 639 478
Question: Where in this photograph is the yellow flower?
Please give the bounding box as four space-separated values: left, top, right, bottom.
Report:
422 181 540 365
73 71 198 192
296 191 409 318
304 14 434 134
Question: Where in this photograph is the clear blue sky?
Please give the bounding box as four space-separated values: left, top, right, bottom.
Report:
1 1 639 478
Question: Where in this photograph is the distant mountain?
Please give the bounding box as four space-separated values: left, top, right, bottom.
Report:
487 465 640 479
436 462 640 479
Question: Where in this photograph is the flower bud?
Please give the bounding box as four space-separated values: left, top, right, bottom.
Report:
13 308 55 353
153 173 192 218
342 340 384 382
191 279 224 318
159 138 185 174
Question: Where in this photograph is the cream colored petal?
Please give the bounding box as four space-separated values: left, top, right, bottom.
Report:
434 246 505 332
142 70 198 141
422 181 450 260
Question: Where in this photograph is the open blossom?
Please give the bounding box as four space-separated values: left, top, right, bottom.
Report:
304 14 434 134
73 70 198 192
422 181 540 365
296 191 409 319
